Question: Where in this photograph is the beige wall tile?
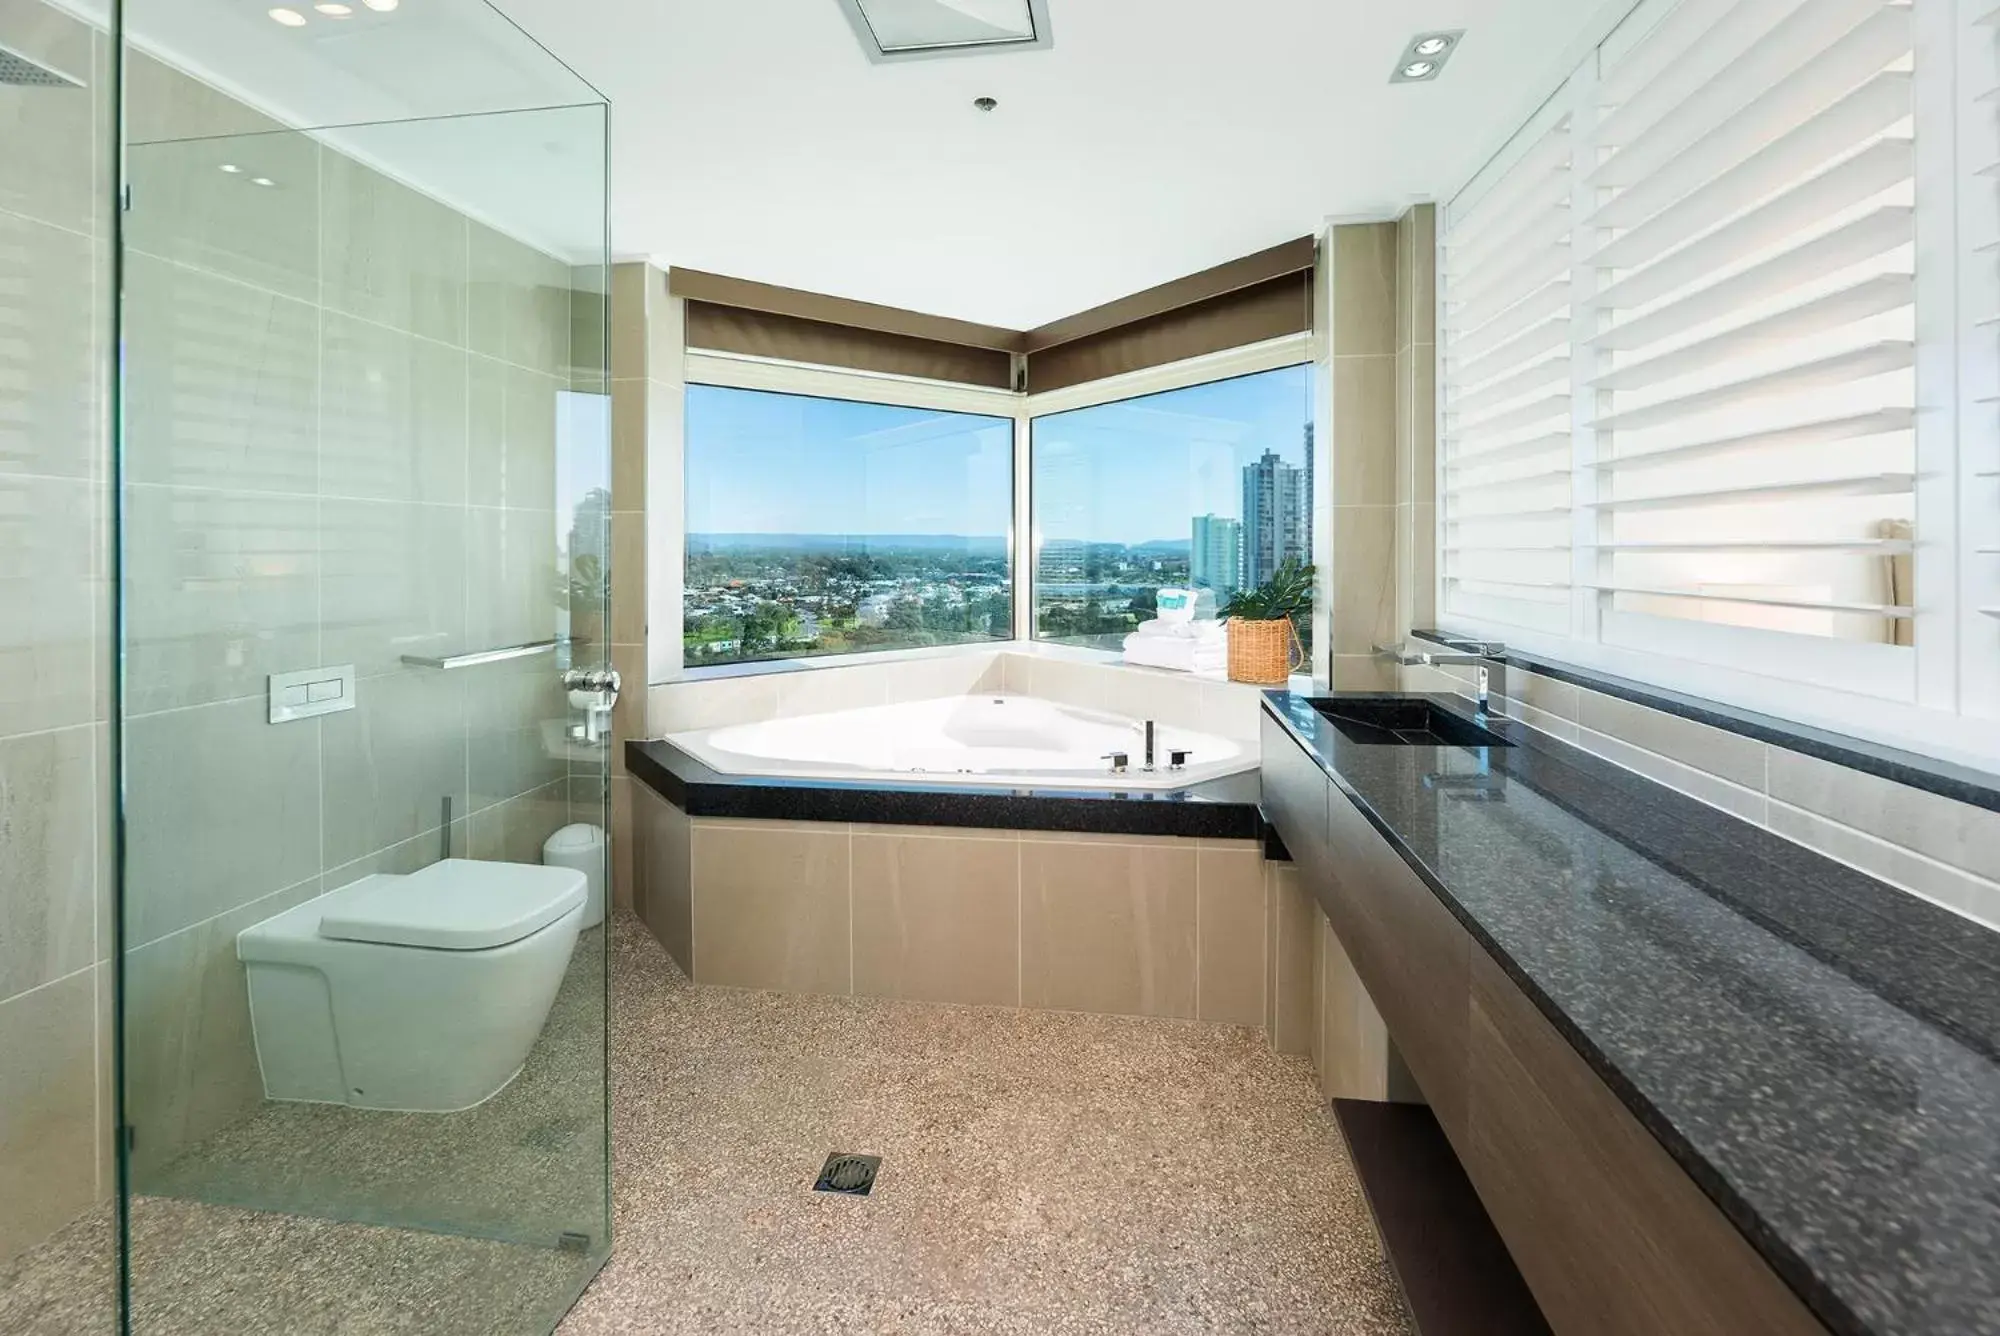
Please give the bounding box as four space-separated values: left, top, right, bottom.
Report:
1768 800 2000 930
609 262 652 383
691 820 850 994
1331 223 1397 357
635 784 693 973
1201 678 1267 742
123 876 320 1183
124 697 322 947
852 832 1020 1007
1331 655 1397 691
1016 829 1200 848
123 484 319 714
0 211 96 483
0 4 96 234
466 781 570 865
608 774 636 914
465 653 567 810
774 663 889 718
610 510 648 648
0 726 96 1000
651 675 781 733
609 376 649 511
1573 726 1767 826
1331 355 1397 507
126 129 320 303
1577 690 1766 791
319 313 468 505
467 358 560 513
1021 840 1196 1019
0 968 99 1267
465 504 558 654
320 669 469 870
320 153 467 345
0 474 99 739
320 498 467 679
1268 862 1316 1056
1331 505 1398 657
1507 669 1580 722
1196 845 1265 1027
875 650 1004 702
1767 748 2000 885
123 254 318 495
467 222 571 377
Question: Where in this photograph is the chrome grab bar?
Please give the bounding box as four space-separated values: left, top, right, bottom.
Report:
400 639 558 670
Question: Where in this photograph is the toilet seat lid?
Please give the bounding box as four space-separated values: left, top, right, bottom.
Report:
319 859 586 951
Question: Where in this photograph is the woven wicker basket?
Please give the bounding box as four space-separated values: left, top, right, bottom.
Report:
1226 617 1302 685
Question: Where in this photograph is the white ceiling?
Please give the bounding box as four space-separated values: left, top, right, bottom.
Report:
491 0 1632 328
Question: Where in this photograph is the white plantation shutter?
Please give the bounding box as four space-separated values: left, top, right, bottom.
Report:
1968 0 2000 715
1580 0 1918 658
1432 0 2000 765
1438 112 1576 634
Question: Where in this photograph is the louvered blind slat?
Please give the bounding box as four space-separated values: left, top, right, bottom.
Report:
1440 113 1576 634
1581 0 1915 645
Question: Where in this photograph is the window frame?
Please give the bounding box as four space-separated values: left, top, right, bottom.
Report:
1019 334 1319 653
1433 0 2000 774
678 353 1022 671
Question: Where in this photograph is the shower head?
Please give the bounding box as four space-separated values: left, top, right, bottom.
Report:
0 41 84 88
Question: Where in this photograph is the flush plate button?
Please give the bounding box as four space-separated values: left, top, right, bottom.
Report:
270 665 356 723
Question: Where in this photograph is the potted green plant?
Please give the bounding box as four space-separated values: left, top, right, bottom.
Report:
1220 558 1315 685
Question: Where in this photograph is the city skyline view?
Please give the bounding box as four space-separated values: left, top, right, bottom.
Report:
682 369 1314 663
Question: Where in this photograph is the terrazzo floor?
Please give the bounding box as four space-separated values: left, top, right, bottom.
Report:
0 913 1411 1335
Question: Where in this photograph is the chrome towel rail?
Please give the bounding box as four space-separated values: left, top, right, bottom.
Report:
400 639 558 670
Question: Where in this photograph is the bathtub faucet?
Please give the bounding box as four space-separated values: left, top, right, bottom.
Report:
1142 720 1157 771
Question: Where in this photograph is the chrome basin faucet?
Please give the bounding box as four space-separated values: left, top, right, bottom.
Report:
1376 641 1508 717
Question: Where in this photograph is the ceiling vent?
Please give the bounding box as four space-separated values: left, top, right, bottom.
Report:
836 0 1052 63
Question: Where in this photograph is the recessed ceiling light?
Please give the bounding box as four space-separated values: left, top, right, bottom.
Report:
315 2 353 13
1391 30 1463 83
361 0 398 9
836 0 1053 64
251 177 276 187
219 163 242 174
974 95 997 111
268 7 307 25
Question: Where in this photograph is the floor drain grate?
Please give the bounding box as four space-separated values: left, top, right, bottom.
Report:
813 1152 881 1196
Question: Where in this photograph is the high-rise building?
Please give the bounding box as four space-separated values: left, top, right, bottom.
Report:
1301 423 1314 567
1240 449 1307 589
1190 515 1242 597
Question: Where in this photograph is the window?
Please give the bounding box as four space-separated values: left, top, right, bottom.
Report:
1439 0 1998 768
1029 364 1313 650
682 384 1013 666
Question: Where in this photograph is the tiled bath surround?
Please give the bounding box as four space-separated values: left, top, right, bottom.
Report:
0 0 602 1273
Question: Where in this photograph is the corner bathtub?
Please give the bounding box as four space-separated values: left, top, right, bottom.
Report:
669 694 1255 790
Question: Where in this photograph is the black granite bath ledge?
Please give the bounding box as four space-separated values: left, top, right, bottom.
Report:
625 738 1266 842
1410 628 2000 815
1263 691 2000 1336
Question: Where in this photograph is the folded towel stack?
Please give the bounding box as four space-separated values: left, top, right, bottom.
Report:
1122 617 1229 676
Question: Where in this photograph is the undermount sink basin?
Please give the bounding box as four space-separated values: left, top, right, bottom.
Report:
1310 696 1514 749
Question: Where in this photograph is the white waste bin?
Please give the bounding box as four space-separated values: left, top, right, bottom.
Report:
543 823 607 929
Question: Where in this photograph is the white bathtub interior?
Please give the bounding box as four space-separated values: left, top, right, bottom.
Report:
669 693 1257 789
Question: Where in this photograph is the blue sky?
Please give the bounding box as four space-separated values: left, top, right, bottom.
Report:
685 365 1311 545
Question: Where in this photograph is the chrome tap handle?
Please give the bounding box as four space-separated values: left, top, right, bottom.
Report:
562 667 622 696
1101 751 1129 774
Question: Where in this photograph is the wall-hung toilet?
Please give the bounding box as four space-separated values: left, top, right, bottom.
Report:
237 859 586 1113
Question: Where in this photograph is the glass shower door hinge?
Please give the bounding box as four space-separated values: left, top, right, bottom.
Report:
556 1231 591 1253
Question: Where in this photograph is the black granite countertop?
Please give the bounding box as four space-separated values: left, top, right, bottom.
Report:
626 738 1266 842
1263 692 2000 1336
